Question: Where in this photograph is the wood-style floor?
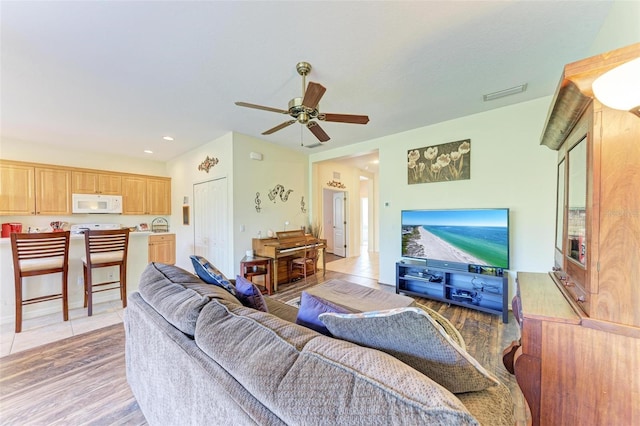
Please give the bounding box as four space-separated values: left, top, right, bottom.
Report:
0 270 527 425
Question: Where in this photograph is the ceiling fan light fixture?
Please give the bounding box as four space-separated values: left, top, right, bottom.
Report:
298 112 310 124
483 84 528 101
235 61 369 143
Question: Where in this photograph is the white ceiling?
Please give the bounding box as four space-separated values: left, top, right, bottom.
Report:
1 1 617 163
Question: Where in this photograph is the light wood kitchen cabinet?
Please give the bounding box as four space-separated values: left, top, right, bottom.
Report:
146 178 171 215
0 162 70 215
122 176 171 215
71 171 122 195
35 167 71 215
148 233 175 265
0 162 35 215
1 159 170 216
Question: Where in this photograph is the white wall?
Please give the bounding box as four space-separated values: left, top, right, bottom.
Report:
165 132 234 274
0 137 167 176
166 132 309 278
311 97 558 300
231 133 309 277
588 0 640 56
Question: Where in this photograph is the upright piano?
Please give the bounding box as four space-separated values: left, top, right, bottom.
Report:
252 230 327 292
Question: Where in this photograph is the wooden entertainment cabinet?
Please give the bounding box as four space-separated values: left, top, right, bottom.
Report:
396 261 508 323
503 44 640 425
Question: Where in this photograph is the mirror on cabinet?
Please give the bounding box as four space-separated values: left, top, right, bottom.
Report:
566 137 587 266
555 159 565 252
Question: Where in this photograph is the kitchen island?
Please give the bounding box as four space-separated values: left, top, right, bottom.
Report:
0 231 173 326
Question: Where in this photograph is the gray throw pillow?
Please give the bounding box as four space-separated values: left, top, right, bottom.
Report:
319 307 500 393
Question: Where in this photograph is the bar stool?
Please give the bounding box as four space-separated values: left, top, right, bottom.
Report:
10 231 71 333
81 228 130 316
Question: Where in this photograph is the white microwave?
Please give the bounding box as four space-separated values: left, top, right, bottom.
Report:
72 194 123 214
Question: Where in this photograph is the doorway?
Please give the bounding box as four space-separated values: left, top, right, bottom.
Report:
193 177 230 276
322 188 347 257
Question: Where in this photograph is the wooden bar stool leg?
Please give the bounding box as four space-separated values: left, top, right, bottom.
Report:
62 269 69 322
120 265 127 308
14 277 22 334
86 268 93 317
83 264 88 309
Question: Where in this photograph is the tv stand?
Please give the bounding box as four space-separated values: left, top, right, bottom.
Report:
396 260 508 323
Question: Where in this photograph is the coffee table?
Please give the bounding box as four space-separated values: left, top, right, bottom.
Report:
305 279 416 313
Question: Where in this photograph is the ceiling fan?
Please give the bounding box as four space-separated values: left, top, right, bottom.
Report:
235 62 369 143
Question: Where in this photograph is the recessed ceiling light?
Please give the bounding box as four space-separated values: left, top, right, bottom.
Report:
483 84 528 102
144 150 153 154
163 136 174 141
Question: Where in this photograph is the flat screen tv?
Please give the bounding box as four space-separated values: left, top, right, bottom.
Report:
401 208 509 271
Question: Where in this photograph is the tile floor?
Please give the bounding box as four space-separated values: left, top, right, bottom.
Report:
0 250 381 357
324 249 379 281
0 300 124 357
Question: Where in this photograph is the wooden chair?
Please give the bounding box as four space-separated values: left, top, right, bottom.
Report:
81 228 130 316
10 231 71 333
289 243 320 284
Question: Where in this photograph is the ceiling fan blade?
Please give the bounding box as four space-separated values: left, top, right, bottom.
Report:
307 121 330 142
235 101 288 114
262 120 296 135
320 113 370 124
302 82 326 110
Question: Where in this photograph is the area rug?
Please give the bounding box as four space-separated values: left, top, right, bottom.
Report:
285 297 301 307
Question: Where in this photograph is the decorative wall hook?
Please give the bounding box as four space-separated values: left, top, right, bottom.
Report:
255 192 262 213
300 196 307 213
198 155 219 173
327 180 346 189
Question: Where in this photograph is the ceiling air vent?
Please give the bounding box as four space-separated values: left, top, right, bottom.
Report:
483 84 528 101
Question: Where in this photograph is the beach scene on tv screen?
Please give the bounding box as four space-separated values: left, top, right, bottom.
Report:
402 209 509 268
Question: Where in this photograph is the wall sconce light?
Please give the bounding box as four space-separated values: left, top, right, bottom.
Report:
592 57 640 117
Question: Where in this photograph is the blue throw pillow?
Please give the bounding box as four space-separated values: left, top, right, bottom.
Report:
295 291 351 336
235 275 268 312
190 255 236 296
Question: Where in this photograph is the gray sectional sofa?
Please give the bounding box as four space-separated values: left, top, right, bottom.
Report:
124 262 514 425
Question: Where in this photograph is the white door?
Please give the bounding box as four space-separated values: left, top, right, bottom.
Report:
333 191 347 257
193 178 229 276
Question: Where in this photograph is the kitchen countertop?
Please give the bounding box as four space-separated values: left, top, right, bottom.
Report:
0 231 173 244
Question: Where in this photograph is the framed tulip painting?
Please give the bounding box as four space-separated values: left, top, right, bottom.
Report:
407 139 471 184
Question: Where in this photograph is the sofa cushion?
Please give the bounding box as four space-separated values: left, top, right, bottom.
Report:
263 298 298 323
295 291 350 336
195 300 480 425
138 262 213 336
235 275 268 312
190 255 236 296
319 307 500 394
